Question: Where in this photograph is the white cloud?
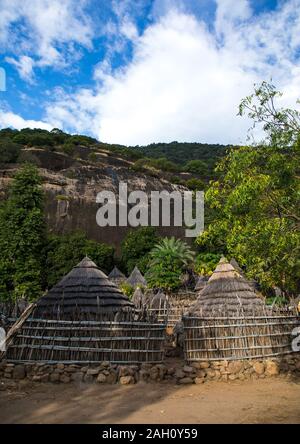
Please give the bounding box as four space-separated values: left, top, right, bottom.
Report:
5 56 35 82
2 0 300 145
0 110 52 131
1 0 94 76
215 0 252 36
43 1 300 145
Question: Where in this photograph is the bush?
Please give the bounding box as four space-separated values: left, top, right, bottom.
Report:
0 139 21 163
119 282 134 299
194 252 222 276
61 142 75 156
88 151 97 162
184 159 208 175
185 178 205 191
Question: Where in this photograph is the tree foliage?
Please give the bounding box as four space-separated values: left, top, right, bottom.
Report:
146 237 195 291
45 231 115 289
195 253 222 276
0 164 46 301
198 82 300 296
121 227 159 274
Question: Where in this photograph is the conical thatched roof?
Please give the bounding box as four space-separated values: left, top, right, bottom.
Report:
127 266 147 287
150 291 169 310
189 257 264 315
194 275 208 292
131 287 144 309
108 266 126 280
34 257 134 319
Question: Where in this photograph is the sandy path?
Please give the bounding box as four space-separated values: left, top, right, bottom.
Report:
0 378 299 424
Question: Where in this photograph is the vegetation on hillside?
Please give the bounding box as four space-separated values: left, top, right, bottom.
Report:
0 127 227 188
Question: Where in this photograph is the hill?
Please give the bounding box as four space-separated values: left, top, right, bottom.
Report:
0 128 229 187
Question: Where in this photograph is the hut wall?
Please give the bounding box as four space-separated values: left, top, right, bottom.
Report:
6 317 166 364
183 307 300 362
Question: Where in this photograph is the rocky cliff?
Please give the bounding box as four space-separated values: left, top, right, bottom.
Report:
0 147 188 252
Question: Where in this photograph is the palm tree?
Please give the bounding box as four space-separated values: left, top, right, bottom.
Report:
150 237 195 266
146 237 195 291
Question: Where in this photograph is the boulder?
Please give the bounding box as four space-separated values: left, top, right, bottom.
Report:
265 360 279 376
253 362 265 375
60 375 71 383
13 365 26 380
194 377 205 384
179 377 193 384
96 373 107 384
183 365 195 374
50 373 60 383
100 361 110 368
199 362 210 369
175 369 185 379
71 372 83 382
87 369 99 376
120 376 134 385
228 361 243 375
106 371 117 384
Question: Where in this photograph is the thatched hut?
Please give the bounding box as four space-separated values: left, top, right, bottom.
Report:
194 275 209 292
108 266 126 287
183 258 299 362
189 257 264 315
150 291 169 310
127 266 147 288
149 291 169 323
34 257 134 320
131 287 145 309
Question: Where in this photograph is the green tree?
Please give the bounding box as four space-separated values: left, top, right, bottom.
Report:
0 138 21 163
185 177 205 191
146 237 195 291
0 164 46 302
184 159 208 175
198 82 300 296
121 227 159 274
195 253 221 276
45 231 115 288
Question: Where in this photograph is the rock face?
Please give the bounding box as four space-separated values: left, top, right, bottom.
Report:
0 150 187 253
0 354 299 387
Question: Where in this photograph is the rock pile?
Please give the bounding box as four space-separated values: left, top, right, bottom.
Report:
0 354 299 387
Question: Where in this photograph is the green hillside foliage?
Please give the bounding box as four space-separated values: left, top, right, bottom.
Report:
0 127 228 186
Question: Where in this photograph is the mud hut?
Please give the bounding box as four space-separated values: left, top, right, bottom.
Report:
189 257 264 315
127 266 147 288
34 257 134 320
108 266 126 287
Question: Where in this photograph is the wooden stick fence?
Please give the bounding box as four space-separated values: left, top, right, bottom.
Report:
183 307 300 362
5 317 166 364
145 291 197 326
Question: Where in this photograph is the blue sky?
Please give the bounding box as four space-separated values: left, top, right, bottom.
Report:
0 0 299 145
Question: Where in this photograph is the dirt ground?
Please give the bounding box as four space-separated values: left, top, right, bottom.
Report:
0 378 299 424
